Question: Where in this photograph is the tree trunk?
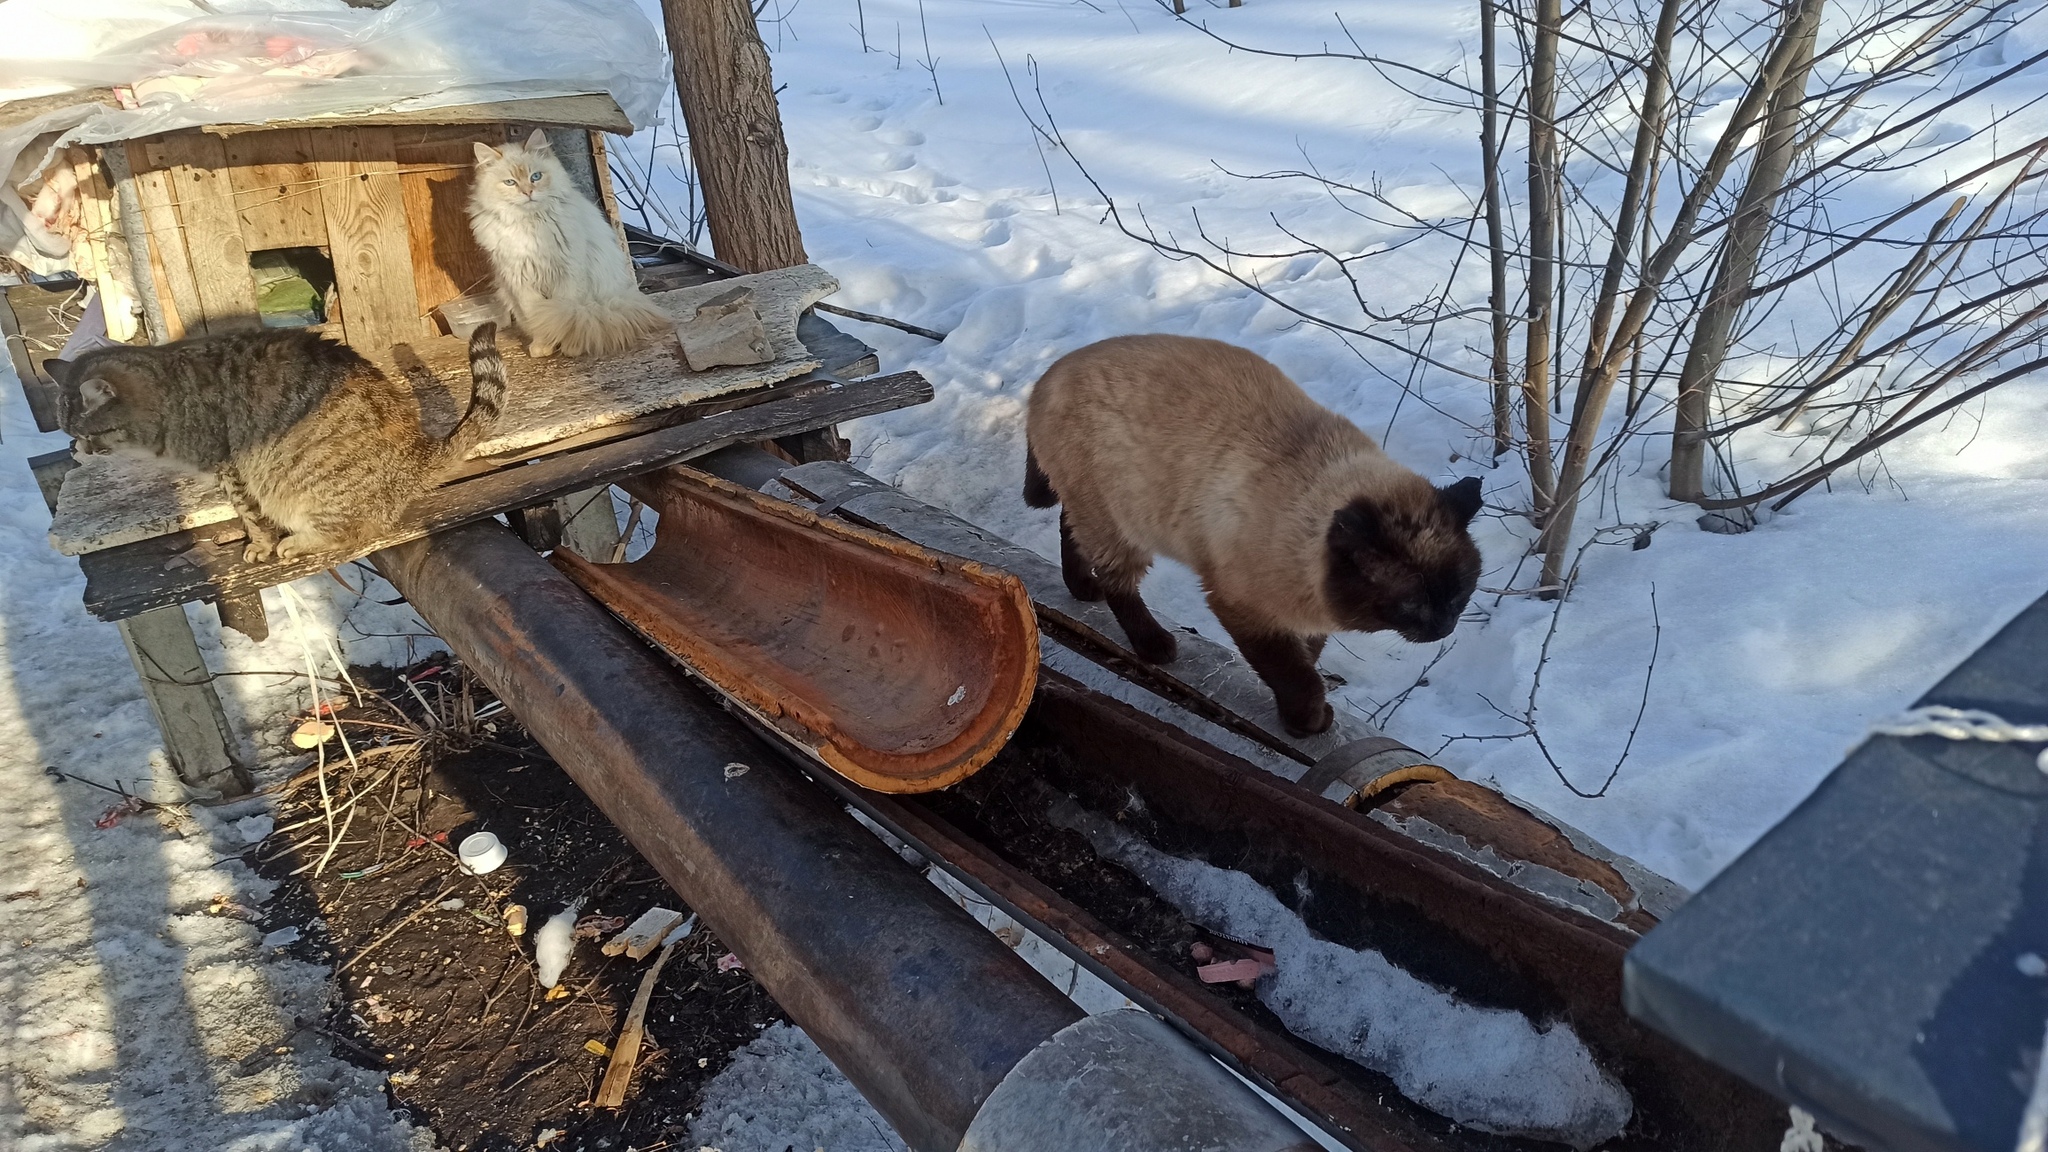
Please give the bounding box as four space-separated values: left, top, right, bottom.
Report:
1523 0 1561 519
1481 0 1512 458
661 0 808 273
1669 0 1822 502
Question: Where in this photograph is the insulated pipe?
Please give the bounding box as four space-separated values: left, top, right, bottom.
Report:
374 521 1315 1152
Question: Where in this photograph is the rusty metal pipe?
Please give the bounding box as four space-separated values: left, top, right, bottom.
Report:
373 520 1319 1152
371 522 1084 1151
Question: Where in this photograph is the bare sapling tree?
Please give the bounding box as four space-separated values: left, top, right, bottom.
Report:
1014 0 2048 604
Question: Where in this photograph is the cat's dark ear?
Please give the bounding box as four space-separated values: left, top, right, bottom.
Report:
1439 476 1483 526
76 376 117 414
472 141 502 164
43 357 71 385
525 128 551 152
1329 500 1379 549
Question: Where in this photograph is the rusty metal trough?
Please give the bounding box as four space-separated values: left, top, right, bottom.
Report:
552 466 1037 794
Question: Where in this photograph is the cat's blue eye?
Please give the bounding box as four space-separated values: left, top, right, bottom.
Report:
530 172 543 182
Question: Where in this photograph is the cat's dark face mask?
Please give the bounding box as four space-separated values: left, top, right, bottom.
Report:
46 356 134 457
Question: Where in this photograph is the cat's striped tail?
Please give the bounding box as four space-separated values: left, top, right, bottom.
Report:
442 322 508 462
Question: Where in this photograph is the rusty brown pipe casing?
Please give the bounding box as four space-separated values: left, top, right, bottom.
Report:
372 522 1082 1151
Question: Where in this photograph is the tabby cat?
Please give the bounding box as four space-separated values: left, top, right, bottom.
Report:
49 325 507 564
467 129 671 358
1024 334 1482 736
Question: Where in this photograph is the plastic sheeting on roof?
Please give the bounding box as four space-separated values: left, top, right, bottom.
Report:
0 0 668 275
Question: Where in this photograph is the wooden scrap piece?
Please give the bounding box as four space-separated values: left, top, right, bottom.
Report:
313 126 425 350
151 132 260 332
595 917 694 1108
602 906 686 960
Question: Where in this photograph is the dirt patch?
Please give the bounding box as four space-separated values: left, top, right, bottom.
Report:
249 660 786 1152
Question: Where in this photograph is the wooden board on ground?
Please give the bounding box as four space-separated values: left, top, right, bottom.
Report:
77 370 932 622
47 264 844 556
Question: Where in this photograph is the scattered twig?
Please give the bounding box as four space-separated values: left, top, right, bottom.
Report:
812 301 947 341
337 882 463 974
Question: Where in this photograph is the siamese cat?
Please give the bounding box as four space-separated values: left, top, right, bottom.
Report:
1025 334 1482 736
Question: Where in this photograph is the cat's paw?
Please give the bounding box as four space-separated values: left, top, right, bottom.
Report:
274 536 320 562
527 342 556 358
243 539 277 564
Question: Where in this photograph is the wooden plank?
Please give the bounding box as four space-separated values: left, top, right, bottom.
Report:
203 93 632 135
0 89 119 133
0 285 65 432
588 130 632 256
78 370 933 621
117 607 249 795
151 133 260 332
72 149 142 343
222 129 327 251
313 127 424 352
395 126 503 327
126 142 201 341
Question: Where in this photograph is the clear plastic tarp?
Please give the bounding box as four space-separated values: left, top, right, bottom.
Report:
0 0 668 274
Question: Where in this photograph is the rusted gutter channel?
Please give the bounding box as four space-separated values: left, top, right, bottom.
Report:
373 521 1317 1152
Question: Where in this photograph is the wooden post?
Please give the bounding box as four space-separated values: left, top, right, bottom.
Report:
118 608 250 795
27 450 248 794
660 0 808 275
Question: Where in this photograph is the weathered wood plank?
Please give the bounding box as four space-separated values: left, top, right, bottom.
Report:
150 133 260 332
587 130 632 256
71 149 142 343
127 143 202 340
395 125 503 328
79 370 932 621
202 93 632 135
118 606 249 795
223 129 327 251
1 284 66 432
313 127 423 352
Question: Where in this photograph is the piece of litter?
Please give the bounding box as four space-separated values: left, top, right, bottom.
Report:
438 898 465 911
946 685 967 706
534 1128 563 1148
260 925 301 948
697 1056 709 1068
575 914 627 941
504 904 528 937
1781 1106 1823 1152
235 814 274 844
290 720 336 748
604 907 687 960
2019 952 2048 978
662 914 698 947
717 952 746 972
724 762 750 779
585 1039 611 1057
93 795 144 829
1197 958 1266 984
535 901 581 988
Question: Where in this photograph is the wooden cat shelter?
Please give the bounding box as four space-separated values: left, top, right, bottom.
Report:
5 92 924 794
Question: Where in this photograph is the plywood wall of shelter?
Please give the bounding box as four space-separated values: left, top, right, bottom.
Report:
119 117 628 354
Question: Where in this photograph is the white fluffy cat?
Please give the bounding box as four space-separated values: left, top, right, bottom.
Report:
467 129 671 358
